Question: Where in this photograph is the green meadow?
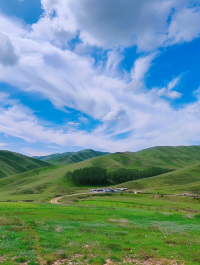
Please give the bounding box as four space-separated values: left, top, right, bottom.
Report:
0 193 200 265
1 146 200 264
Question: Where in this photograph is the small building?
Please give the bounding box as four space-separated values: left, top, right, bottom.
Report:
90 187 129 193
117 188 129 192
90 189 104 193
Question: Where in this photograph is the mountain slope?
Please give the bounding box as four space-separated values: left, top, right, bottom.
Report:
1 158 200 202
116 162 200 194
33 152 74 161
88 146 200 170
137 146 200 168
1 145 200 200
0 150 51 178
36 149 109 165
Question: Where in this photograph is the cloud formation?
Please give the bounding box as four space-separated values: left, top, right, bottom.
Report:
0 31 19 66
0 1 200 153
157 77 182 99
37 0 200 50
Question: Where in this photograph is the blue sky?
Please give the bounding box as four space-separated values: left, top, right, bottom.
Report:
0 0 200 156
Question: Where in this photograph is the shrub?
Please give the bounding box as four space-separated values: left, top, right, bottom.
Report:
88 257 106 265
115 231 128 236
14 256 28 263
138 248 155 260
106 243 122 252
110 256 121 262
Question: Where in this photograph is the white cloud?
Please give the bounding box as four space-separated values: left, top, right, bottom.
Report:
167 77 180 90
157 77 182 99
1 92 200 153
68 122 80 127
102 106 126 122
166 90 182 99
0 143 7 147
168 7 200 45
37 0 200 50
0 31 19 66
0 4 200 153
21 147 52 157
78 116 89 124
126 53 157 91
193 87 200 98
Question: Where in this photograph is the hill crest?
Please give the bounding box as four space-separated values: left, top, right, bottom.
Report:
0 150 51 178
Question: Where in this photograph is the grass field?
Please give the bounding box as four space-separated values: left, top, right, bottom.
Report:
0 193 200 265
1 146 200 264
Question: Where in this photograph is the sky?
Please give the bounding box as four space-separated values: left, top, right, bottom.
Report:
1 0 200 156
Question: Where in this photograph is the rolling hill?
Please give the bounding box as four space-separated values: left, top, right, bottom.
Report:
87 145 200 170
1 145 200 200
33 152 74 161
34 149 109 165
0 150 51 178
116 162 200 194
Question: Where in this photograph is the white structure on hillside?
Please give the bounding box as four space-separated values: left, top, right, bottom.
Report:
90 188 129 193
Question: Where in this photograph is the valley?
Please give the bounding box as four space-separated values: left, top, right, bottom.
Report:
0 146 200 265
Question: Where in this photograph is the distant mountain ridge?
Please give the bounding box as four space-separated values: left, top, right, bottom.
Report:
1 146 200 199
33 152 74 161
0 150 50 178
34 149 110 165
84 146 200 171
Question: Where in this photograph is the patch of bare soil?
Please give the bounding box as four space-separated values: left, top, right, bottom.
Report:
34 231 46 265
120 257 184 265
0 256 6 263
39 256 184 265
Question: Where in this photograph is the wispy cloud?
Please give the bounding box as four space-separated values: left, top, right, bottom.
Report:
157 77 182 99
21 147 52 157
0 1 200 153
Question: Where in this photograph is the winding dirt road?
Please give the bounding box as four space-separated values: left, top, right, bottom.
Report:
50 193 90 204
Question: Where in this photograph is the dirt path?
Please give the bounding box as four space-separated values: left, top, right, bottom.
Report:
50 193 90 204
33 231 45 265
50 191 198 204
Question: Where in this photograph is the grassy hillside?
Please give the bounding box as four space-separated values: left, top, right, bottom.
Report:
0 150 51 178
1 145 200 200
38 149 109 165
0 158 200 202
33 152 74 161
116 162 200 194
86 145 200 171
137 145 200 168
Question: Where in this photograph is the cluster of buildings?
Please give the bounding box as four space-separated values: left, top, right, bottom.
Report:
90 188 129 193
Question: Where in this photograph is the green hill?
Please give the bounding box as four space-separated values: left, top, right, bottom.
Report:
36 149 109 165
1 145 200 201
87 146 200 170
116 162 200 195
0 150 51 178
33 152 74 161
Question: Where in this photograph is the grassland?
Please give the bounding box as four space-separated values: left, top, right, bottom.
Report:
1 146 200 264
116 163 200 194
0 193 200 265
0 151 50 178
1 146 200 202
90 146 200 170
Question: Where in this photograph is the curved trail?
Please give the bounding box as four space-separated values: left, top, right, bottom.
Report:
50 192 90 204
50 192 198 204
